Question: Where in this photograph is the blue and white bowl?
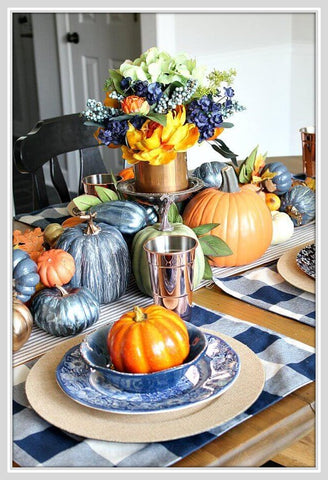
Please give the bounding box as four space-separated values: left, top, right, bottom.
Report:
80 321 207 394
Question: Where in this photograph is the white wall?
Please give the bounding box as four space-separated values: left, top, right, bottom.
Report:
141 12 315 170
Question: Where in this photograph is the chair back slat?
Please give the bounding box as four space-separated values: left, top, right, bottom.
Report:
32 168 49 210
50 156 71 203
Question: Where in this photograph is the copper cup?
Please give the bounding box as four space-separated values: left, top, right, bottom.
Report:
143 235 198 322
82 173 122 196
300 127 315 177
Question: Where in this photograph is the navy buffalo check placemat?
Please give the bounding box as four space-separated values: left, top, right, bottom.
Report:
15 203 70 230
13 304 315 468
214 264 315 327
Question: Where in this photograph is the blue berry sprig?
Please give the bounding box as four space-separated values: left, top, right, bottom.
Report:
82 99 120 125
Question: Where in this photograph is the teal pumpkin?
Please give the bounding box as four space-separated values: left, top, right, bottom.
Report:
13 249 40 303
280 185 315 226
56 215 130 304
32 285 99 336
193 161 226 188
261 162 292 195
89 200 149 235
131 223 205 297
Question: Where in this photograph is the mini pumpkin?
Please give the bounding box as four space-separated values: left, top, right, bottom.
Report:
107 305 190 373
260 162 292 195
31 285 100 336
43 223 64 248
271 211 295 245
37 249 76 287
13 295 33 351
265 193 281 211
280 185 315 226
183 165 273 267
13 249 40 303
192 161 226 188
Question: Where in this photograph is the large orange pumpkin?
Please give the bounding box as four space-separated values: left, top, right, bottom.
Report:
183 165 273 267
107 305 190 373
37 249 76 287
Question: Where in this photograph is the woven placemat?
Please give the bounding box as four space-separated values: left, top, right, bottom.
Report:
277 243 315 294
25 329 265 443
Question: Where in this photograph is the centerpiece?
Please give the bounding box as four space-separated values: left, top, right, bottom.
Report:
82 47 245 194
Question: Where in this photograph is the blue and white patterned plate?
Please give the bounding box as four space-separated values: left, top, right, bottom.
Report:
56 332 240 415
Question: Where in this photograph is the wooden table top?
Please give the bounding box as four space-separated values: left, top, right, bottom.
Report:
12 156 316 468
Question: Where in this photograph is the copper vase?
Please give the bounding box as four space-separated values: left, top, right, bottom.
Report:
300 127 316 177
134 152 188 193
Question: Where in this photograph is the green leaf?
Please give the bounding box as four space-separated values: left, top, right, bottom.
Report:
146 112 167 126
203 257 213 280
108 114 131 122
94 186 118 202
198 235 233 257
67 194 102 216
218 122 234 129
107 69 124 94
110 171 124 200
209 139 238 166
192 223 220 236
83 120 105 128
168 203 183 223
238 145 259 184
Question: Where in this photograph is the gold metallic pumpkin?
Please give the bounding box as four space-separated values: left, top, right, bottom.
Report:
13 296 33 352
43 223 64 248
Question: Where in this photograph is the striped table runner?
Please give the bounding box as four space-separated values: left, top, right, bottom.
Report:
13 222 315 367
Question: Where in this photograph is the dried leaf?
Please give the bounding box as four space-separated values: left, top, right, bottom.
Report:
13 227 45 260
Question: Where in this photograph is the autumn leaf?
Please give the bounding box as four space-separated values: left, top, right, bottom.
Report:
13 227 45 260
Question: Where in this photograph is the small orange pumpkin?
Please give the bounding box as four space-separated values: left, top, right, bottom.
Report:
183 165 273 267
37 249 75 287
107 305 190 374
118 166 135 181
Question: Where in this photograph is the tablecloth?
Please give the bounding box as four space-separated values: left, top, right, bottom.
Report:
13 304 315 468
214 264 315 327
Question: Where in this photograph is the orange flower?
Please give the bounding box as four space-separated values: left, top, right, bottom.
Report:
122 105 199 166
121 96 150 115
118 166 135 180
207 127 224 141
104 91 120 109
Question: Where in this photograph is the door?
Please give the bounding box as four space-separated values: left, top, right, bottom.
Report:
56 12 141 190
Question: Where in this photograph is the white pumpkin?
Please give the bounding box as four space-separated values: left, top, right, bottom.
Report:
271 211 295 245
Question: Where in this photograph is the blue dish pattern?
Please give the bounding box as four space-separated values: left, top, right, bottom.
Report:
56 332 240 414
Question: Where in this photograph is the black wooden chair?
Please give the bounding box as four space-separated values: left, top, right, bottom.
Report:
14 113 109 210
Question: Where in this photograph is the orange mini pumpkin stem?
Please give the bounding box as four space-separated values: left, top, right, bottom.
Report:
133 306 146 322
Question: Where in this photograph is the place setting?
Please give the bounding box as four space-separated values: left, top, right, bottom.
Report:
12 41 316 468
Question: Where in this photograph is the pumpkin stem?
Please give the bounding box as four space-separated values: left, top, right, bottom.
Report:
133 306 146 322
55 285 69 296
80 212 101 235
220 165 240 193
158 194 174 232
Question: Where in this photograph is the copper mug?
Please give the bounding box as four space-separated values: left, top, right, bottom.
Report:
300 127 315 177
82 173 122 196
143 235 197 322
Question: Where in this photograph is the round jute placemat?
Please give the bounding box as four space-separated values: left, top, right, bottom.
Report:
277 243 315 294
25 330 265 443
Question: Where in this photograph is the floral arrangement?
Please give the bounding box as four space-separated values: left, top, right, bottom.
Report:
82 47 245 166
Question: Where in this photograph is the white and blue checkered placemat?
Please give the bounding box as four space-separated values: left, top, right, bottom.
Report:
214 264 315 327
13 304 315 468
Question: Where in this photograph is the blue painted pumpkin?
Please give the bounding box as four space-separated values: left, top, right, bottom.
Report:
280 185 315 226
32 285 99 336
89 200 149 235
193 161 226 188
13 249 40 303
261 162 292 195
56 217 130 304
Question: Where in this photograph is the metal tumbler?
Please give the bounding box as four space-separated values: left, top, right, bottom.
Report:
300 127 316 177
82 173 122 196
143 235 198 322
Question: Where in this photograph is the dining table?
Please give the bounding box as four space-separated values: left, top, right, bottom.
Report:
11 155 316 469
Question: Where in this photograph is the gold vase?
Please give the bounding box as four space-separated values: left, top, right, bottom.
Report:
134 152 188 193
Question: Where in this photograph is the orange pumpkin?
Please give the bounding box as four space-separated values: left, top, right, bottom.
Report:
118 166 135 181
107 305 190 374
240 183 266 201
183 165 273 267
37 249 76 287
